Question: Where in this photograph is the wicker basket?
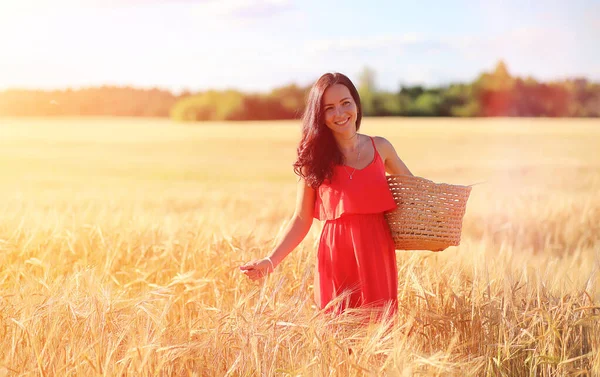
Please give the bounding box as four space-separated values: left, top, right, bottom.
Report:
385 175 472 251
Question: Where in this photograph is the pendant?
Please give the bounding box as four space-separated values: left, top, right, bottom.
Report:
350 176 353 180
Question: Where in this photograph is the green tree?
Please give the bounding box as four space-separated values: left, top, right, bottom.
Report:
357 67 377 116
441 84 479 117
373 92 403 116
170 90 245 121
475 60 514 91
411 92 442 116
400 85 425 101
269 84 308 118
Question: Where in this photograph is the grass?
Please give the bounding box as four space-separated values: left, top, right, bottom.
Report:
0 116 598 376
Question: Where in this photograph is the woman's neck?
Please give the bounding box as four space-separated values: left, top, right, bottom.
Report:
335 131 360 153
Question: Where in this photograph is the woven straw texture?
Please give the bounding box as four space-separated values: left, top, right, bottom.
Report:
385 175 471 251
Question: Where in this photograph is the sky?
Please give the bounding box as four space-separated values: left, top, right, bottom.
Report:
0 0 598 93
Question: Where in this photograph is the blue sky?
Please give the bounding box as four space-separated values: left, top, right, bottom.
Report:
0 0 598 93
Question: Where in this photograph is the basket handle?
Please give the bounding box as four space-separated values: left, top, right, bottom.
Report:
387 174 486 188
467 181 486 187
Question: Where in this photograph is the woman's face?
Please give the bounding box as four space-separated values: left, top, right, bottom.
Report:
322 84 358 136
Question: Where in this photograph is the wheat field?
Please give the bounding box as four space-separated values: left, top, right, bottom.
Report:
0 116 598 376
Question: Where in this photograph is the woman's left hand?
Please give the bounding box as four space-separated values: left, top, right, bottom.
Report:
239 258 274 281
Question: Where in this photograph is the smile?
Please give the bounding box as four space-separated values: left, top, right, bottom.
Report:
334 118 350 126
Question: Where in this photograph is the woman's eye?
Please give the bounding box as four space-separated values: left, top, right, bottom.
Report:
343 101 351 106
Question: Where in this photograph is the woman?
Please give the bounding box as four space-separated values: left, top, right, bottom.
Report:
240 72 413 316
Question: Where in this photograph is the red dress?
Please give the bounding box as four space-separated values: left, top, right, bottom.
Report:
314 136 398 316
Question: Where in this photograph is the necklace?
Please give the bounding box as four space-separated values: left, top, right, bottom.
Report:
342 135 362 180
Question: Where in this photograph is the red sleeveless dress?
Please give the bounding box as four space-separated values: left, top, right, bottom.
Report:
314 136 398 316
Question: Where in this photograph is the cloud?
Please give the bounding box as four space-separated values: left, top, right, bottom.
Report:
0 0 155 16
307 27 569 57
305 26 581 70
184 0 299 31
0 0 293 16
306 33 431 56
302 25 598 88
1 0 200 8
584 4 600 32
190 0 294 20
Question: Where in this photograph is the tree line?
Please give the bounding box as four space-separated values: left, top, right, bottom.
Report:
0 61 598 120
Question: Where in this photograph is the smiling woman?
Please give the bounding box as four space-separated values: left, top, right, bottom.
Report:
240 72 413 320
323 85 358 130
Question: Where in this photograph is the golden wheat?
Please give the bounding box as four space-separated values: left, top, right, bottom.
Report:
0 117 598 376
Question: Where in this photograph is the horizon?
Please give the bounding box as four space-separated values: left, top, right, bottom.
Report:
0 0 598 94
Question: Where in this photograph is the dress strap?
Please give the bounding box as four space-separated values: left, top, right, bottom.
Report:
369 136 379 159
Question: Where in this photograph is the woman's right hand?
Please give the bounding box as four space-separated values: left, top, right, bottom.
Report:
239 258 275 281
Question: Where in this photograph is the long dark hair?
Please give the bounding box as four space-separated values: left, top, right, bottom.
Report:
293 72 362 188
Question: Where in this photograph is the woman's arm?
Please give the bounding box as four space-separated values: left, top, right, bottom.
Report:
375 136 414 176
240 176 316 280
268 177 316 267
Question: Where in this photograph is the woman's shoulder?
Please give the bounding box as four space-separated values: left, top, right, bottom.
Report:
359 134 390 145
365 135 400 164
364 135 394 153
368 135 390 145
